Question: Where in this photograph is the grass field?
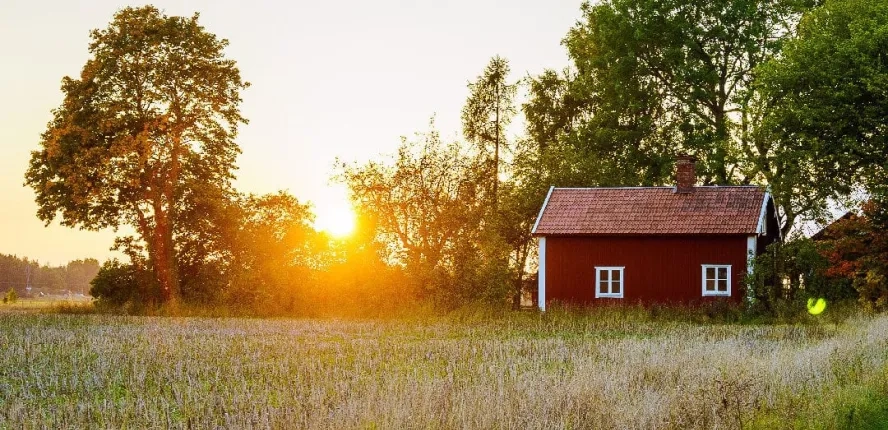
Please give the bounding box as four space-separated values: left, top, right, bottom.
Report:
1 308 887 429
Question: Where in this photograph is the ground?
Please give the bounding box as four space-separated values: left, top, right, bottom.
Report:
0 306 887 429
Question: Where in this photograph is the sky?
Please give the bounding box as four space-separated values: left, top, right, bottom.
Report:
0 0 583 265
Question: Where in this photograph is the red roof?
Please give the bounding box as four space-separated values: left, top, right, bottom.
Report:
532 186 767 236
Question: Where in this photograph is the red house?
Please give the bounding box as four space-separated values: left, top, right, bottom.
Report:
532 156 780 310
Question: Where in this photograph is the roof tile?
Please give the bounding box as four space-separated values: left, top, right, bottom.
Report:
533 187 765 235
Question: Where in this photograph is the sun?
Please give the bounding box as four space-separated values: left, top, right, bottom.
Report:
313 185 356 237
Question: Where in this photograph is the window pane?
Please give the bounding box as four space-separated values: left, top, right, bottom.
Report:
612 281 621 295
718 267 728 280
612 270 621 282
600 270 610 282
706 267 716 280
706 279 715 291
599 281 608 294
718 279 728 292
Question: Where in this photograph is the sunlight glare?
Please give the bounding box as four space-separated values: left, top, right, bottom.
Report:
313 185 356 237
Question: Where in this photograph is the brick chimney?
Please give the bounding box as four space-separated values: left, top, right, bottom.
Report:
674 154 697 194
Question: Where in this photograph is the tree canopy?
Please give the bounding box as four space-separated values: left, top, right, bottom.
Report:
755 0 888 201
523 0 817 235
26 6 249 304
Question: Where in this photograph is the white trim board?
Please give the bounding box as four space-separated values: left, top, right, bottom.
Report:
538 237 546 311
756 192 770 235
531 186 555 235
747 235 757 274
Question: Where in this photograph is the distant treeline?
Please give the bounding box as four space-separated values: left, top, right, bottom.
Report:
0 254 100 296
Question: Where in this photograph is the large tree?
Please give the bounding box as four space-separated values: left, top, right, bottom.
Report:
337 124 507 306
462 56 518 211
25 6 249 304
523 0 814 235
755 0 888 206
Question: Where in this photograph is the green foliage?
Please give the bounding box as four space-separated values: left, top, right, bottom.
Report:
93 189 326 313
522 0 828 236
4 288 17 304
745 237 856 316
461 56 518 209
337 122 512 309
223 192 319 312
25 6 249 303
756 0 888 199
568 0 804 181
90 259 157 307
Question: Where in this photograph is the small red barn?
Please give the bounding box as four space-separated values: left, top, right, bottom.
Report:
532 157 780 309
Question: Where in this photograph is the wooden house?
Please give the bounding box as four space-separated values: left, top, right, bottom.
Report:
531 156 780 309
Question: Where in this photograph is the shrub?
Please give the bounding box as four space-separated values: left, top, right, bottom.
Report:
89 260 157 307
745 237 855 316
5 288 18 304
818 198 888 311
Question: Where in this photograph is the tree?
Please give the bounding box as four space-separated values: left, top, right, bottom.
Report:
225 192 318 311
90 259 155 307
819 199 888 311
65 259 100 295
462 56 518 210
90 189 321 312
754 0 888 212
337 123 506 307
5 288 18 304
25 6 249 305
523 0 814 235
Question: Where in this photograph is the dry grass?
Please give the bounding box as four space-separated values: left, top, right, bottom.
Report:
0 297 91 313
0 309 886 429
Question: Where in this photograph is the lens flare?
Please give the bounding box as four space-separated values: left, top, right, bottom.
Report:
807 298 827 315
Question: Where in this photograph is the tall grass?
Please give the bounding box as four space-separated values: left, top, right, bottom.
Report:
0 309 886 429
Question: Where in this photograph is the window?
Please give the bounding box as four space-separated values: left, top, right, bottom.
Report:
595 267 624 298
702 265 731 296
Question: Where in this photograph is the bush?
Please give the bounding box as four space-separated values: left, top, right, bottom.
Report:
817 199 888 311
745 237 856 316
90 260 158 307
5 288 18 304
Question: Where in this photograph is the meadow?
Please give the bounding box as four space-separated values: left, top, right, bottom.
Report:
1 306 887 429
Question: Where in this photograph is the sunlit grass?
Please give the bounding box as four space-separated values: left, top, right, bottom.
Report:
0 310 886 428
0 296 91 312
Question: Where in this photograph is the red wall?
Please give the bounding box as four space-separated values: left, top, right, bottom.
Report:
544 235 749 306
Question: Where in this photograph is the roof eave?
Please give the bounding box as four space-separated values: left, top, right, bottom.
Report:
530 186 555 235
755 191 770 236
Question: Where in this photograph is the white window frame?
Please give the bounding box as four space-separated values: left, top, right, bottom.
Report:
595 266 624 298
701 264 731 297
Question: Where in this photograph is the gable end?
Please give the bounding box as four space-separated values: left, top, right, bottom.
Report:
531 185 555 235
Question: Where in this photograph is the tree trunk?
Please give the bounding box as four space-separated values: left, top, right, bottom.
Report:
512 272 524 310
493 82 500 212
713 109 730 185
511 242 531 310
156 130 183 306
153 207 181 305
780 213 795 241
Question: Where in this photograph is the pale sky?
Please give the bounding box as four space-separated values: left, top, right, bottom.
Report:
0 0 582 265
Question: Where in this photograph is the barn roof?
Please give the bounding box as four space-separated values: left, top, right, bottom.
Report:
532 186 768 236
